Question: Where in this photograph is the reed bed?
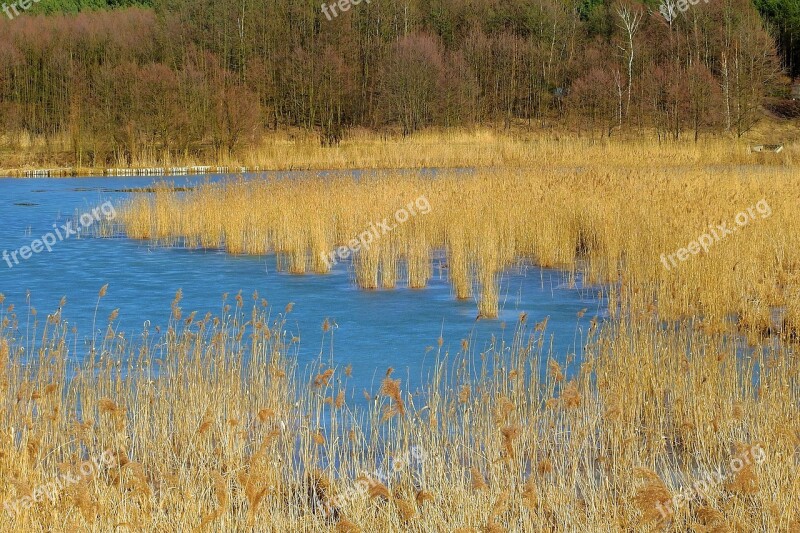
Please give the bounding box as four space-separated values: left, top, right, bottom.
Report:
120 162 799 339
242 129 794 172
4 140 798 530
3 129 794 176
0 288 797 531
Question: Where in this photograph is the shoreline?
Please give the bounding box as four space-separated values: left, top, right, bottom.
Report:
1 162 794 180
1 126 795 178
1 164 481 179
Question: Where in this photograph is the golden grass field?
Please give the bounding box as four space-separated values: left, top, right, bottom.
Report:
1 126 797 175
121 144 798 337
1 136 799 532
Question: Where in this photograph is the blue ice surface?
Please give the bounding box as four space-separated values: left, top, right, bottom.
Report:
0 172 606 395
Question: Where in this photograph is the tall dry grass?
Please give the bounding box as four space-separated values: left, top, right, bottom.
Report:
241 129 795 171
2 128 795 176
119 159 799 338
0 290 797 531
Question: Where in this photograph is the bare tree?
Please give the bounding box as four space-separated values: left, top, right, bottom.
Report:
721 51 732 132
616 4 643 122
614 69 624 130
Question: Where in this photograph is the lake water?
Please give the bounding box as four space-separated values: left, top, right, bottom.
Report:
0 174 604 394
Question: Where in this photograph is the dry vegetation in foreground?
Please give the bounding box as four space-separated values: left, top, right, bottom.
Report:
121 151 798 341
0 288 798 532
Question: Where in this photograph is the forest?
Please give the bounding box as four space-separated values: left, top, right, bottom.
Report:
0 0 797 166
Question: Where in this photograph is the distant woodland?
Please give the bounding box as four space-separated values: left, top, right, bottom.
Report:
1 0 798 165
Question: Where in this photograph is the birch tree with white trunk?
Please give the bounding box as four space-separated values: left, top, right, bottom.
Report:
616 5 643 122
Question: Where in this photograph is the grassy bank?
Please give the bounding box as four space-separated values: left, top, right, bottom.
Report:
0 129 796 177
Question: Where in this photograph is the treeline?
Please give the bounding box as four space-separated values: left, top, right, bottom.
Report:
30 0 153 15
755 0 800 76
0 0 788 166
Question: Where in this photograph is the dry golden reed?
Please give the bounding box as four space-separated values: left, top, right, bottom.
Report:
379 372 406 420
12 128 789 176
633 468 672 525
470 467 489 491
0 296 795 530
118 141 798 331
